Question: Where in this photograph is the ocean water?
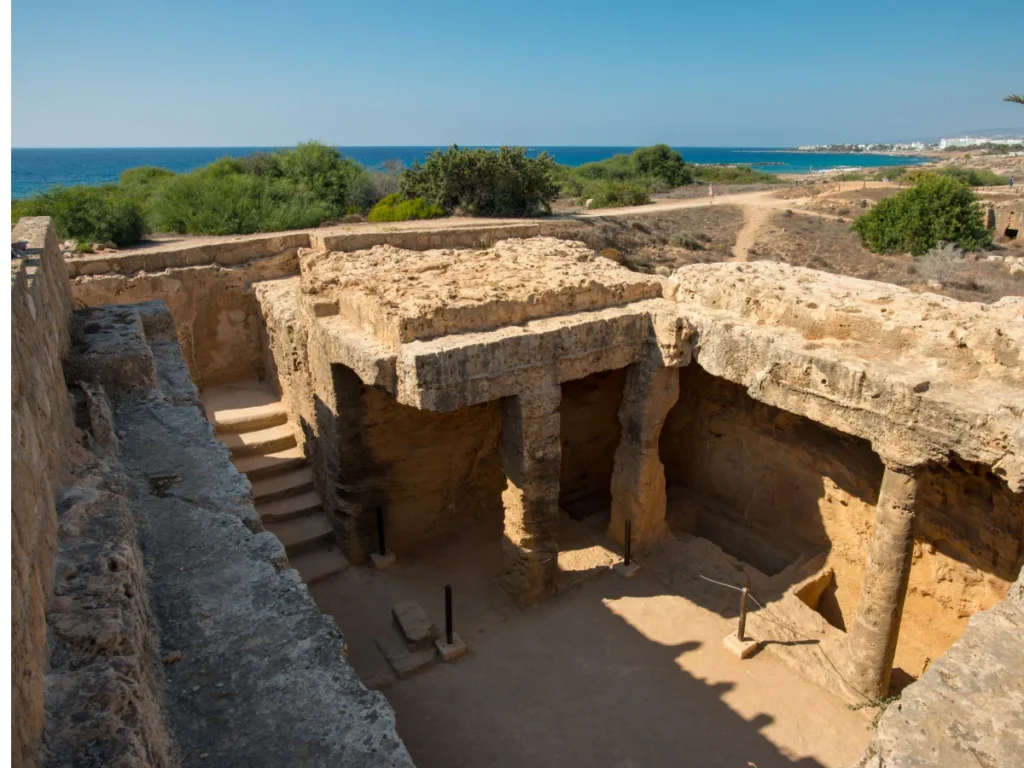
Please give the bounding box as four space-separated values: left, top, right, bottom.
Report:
10 146 925 198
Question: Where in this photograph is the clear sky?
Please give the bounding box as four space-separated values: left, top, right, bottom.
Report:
12 0 1024 148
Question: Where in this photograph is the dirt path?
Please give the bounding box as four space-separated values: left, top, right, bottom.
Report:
731 204 773 261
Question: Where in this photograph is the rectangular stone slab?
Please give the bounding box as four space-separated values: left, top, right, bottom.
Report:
300 238 662 348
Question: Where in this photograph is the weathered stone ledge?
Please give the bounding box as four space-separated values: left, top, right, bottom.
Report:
857 572 1024 767
64 300 415 767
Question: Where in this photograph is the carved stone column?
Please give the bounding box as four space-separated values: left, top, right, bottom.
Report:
845 464 921 700
500 383 561 606
608 353 680 551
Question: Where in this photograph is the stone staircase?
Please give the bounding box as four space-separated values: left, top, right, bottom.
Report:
202 381 348 585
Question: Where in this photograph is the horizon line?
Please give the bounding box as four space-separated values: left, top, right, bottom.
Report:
11 143 803 151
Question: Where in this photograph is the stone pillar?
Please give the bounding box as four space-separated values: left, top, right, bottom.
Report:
608 354 680 551
500 383 561 606
845 464 921 700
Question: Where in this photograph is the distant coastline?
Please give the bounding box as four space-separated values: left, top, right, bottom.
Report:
11 146 927 198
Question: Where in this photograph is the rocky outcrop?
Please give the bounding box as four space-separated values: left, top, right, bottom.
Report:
60 300 415 767
857 572 1024 767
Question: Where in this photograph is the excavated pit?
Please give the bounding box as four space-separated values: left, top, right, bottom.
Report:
20 219 1024 768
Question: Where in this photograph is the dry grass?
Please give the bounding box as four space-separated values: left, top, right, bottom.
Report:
747 211 1024 303
545 205 744 273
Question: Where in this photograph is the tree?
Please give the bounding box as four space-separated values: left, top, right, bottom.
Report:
631 144 692 187
850 173 991 256
1004 94 1024 105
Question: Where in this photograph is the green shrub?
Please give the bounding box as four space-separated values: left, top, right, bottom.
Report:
850 173 991 256
872 167 909 181
632 144 693 186
367 194 446 222
401 146 558 217
150 172 335 235
691 165 782 184
119 166 176 189
834 172 866 182
937 167 1009 187
585 180 652 208
14 185 147 246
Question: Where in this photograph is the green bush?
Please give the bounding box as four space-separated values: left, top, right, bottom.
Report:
13 185 147 246
691 165 782 184
401 146 558 217
937 167 1009 187
585 180 652 208
850 174 991 256
150 172 335 235
367 194 446 222
632 144 693 186
119 166 176 189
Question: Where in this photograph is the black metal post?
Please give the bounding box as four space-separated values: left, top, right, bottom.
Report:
376 506 386 556
738 587 749 641
444 585 453 645
624 519 632 566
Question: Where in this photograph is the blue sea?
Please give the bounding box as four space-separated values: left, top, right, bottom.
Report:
10 146 925 199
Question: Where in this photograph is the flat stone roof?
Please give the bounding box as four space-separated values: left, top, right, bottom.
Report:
298 237 662 348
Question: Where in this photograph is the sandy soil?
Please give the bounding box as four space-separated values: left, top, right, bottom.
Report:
309 517 872 768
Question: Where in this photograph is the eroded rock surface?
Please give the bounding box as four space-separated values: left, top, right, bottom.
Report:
857 572 1024 768
299 237 662 347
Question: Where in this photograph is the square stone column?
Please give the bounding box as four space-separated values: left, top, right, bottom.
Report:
844 464 920 700
608 354 680 552
500 383 561 606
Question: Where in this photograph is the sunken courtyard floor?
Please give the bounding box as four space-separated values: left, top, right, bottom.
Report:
308 516 872 768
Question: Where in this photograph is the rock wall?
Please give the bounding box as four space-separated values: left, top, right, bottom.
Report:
558 369 626 518
11 217 73 767
660 365 1024 679
46 386 173 768
857 572 1024 768
256 277 505 562
70 249 300 389
65 299 415 766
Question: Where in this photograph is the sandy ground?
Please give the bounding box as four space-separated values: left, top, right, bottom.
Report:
309 516 872 768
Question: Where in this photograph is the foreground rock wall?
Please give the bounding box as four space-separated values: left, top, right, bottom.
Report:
660 366 1024 679
11 218 73 767
46 384 173 768
65 299 414 767
857 571 1024 768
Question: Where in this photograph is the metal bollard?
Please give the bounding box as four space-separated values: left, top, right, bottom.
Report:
444 585 453 645
624 519 632 567
376 506 386 557
737 586 749 641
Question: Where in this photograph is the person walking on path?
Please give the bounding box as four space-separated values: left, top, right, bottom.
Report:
708 184 715 204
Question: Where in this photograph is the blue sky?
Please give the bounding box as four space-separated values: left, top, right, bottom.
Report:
12 0 1023 148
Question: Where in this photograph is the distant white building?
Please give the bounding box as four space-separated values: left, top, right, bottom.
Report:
939 137 1024 149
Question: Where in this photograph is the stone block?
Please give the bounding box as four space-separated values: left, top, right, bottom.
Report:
613 561 642 579
722 633 759 659
375 631 437 679
392 601 433 650
435 633 467 662
371 550 396 570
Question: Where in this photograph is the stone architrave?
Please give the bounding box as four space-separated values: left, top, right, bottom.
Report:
608 352 680 552
845 464 921 700
500 382 562 606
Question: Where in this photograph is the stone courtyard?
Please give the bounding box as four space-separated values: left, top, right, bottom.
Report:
12 215 1024 767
